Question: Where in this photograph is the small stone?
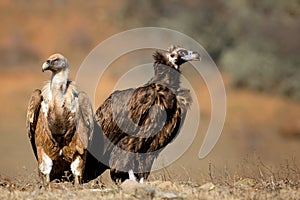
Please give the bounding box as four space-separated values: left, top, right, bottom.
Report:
199 182 215 191
155 191 179 199
120 179 144 193
120 180 156 198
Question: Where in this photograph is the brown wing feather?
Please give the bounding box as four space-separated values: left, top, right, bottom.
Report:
26 89 43 159
95 86 157 152
112 84 181 154
75 91 94 153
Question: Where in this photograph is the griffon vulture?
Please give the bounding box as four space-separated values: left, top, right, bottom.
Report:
95 46 200 183
26 54 94 184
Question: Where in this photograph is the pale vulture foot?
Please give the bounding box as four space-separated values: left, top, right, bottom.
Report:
71 156 83 185
128 169 144 183
128 169 137 182
74 175 80 185
139 177 144 183
40 173 50 187
39 151 53 185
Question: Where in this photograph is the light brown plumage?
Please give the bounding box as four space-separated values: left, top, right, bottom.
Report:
26 54 94 184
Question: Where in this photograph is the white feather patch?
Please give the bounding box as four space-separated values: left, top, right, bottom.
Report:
167 54 177 67
39 153 53 175
71 157 81 176
71 97 78 113
41 101 48 117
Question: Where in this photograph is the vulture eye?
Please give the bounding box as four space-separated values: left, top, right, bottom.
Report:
52 59 59 65
178 50 187 57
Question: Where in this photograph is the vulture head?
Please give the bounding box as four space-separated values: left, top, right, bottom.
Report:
41 53 70 95
42 53 69 73
153 45 201 71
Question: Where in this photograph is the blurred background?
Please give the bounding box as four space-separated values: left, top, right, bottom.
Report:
0 0 299 183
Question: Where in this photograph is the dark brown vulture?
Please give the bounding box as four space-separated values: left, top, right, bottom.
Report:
26 54 94 184
95 46 200 183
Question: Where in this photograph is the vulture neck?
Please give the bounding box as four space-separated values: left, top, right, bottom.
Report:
50 69 69 104
149 63 181 90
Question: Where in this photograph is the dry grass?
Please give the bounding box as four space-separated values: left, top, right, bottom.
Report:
1 157 299 200
0 165 299 200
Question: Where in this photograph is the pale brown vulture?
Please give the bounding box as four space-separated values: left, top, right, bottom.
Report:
26 54 94 184
95 46 200 183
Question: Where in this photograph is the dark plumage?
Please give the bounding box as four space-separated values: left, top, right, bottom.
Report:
95 46 200 183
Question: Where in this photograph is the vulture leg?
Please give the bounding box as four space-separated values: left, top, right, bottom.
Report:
37 147 53 185
71 155 85 185
74 175 80 185
43 174 50 186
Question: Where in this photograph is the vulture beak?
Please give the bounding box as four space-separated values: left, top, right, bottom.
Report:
42 61 50 72
181 51 201 62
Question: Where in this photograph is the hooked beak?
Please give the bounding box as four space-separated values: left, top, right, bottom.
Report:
181 51 201 62
41 61 50 72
